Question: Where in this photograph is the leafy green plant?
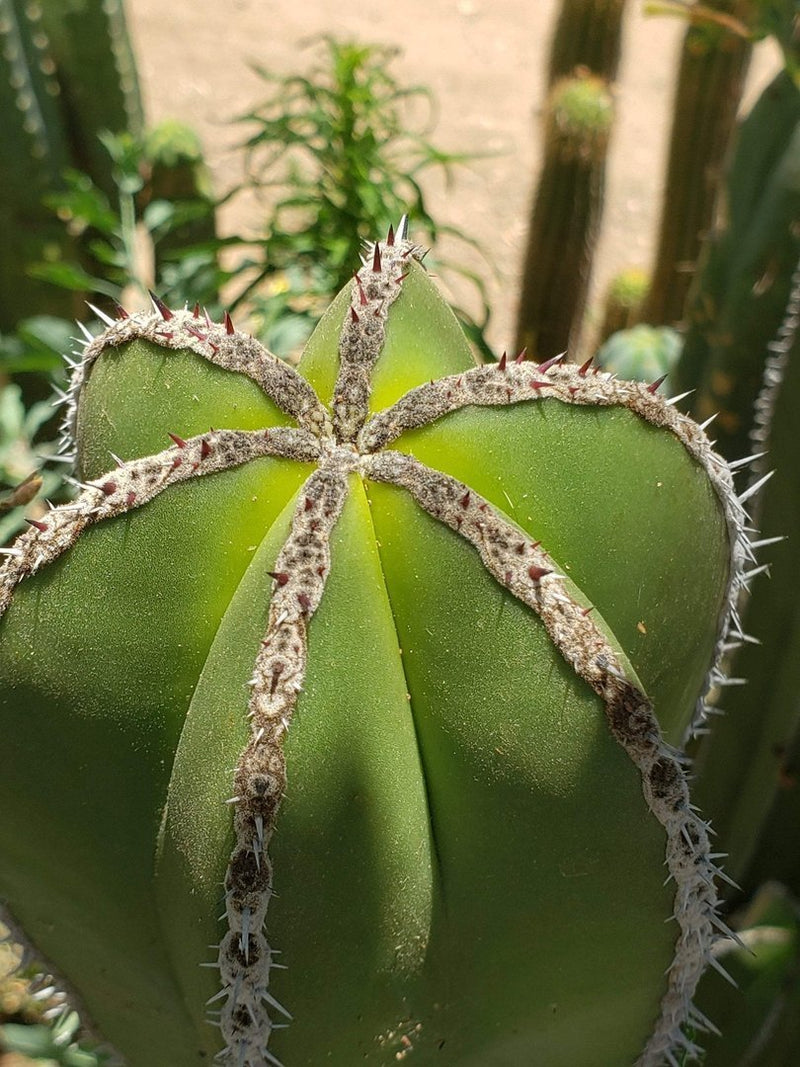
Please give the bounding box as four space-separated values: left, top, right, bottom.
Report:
226 36 491 357
0 381 70 543
0 227 754 1066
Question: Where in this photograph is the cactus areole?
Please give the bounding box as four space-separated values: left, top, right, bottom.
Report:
0 228 752 1067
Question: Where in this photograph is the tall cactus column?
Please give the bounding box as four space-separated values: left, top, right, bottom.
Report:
515 0 627 360
0 229 754 1066
641 2 753 327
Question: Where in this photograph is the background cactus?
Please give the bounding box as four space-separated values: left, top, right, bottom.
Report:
674 66 800 463
0 227 753 1065
640 2 753 327
515 70 616 359
596 323 682 389
0 0 142 330
515 0 627 360
597 267 650 342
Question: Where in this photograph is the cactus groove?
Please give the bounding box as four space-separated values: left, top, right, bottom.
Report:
0 227 756 1066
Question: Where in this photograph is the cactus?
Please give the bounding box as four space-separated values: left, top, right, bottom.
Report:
35 0 143 202
515 0 626 360
598 267 650 342
0 0 143 330
0 0 78 328
546 0 627 84
689 260 800 886
674 67 800 463
641 2 752 327
596 324 681 389
0 227 755 1066
515 70 615 359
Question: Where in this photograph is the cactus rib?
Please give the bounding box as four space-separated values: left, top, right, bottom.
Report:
0 427 320 617
63 307 333 450
0 229 752 1065
365 448 724 1065
218 459 350 1062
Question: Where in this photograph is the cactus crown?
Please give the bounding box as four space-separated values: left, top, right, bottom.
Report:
1 224 756 1066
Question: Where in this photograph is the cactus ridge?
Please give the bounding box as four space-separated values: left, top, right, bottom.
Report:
0 229 759 1066
748 252 800 487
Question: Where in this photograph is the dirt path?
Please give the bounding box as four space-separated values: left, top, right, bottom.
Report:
126 0 781 354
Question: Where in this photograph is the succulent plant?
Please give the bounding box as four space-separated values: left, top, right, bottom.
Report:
596 324 682 392
641 2 752 328
0 225 754 1066
515 69 615 360
0 0 143 330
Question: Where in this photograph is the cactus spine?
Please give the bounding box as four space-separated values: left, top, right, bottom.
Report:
0 228 755 1065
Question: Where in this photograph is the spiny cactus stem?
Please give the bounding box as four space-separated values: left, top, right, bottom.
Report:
1 240 755 1066
364 448 726 1065
66 308 333 451
217 455 352 1065
0 427 320 618
331 237 419 443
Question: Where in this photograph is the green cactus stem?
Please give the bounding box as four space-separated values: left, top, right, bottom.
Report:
515 71 615 359
0 226 755 1066
675 67 800 462
515 0 626 361
641 2 752 327
691 257 800 884
546 0 628 85
37 0 143 201
0 0 143 332
596 323 682 390
598 267 650 342
0 0 77 328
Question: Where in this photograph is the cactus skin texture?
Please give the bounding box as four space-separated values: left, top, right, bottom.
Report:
0 230 754 1066
0 0 143 329
596 324 681 391
641 2 752 328
515 71 615 359
675 67 800 462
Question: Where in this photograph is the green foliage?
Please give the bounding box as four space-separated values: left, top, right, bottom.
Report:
224 36 490 357
1 1010 111 1066
0 382 68 543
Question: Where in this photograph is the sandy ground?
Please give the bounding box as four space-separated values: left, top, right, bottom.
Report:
127 2 781 353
